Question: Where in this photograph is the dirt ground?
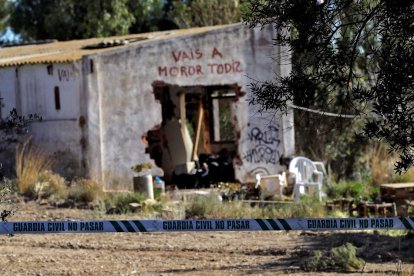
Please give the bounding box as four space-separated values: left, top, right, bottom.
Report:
0 201 413 275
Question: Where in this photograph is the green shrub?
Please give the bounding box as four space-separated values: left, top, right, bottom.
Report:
185 195 262 219
272 196 327 218
130 162 152 173
185 194 327 219
0 178 18 221
305 243 365 272
104 192 147 213
0 178 18 205
0 178 18 197
69 179 103 203
327 180 379 201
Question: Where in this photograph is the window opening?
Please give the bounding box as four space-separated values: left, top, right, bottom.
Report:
210 89 236 142
54 86 61 110
47 64 53 75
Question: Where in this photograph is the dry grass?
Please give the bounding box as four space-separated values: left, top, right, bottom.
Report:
370 143 394 185
27 170 68 200
390 168 414 183
370 143 414 184
185 195 263 219
185 194 327 219
16 138 54 195
69 179 104 203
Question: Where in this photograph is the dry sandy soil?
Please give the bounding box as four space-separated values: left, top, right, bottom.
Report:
0 201 413 275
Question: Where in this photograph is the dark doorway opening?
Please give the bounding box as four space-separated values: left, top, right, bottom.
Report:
147 84 240 188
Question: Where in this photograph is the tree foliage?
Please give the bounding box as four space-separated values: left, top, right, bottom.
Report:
244 0 414 173
168 0 244 29
0 0 10 34
128 0 165 33
0 100 41 223
78 1 135 38
8 0 168 41
6 0 244 41
10 0 135 40
0 107 42 150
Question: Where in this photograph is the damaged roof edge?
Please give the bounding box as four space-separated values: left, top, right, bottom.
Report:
0 23 244 68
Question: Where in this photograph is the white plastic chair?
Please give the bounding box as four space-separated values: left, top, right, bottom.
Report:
312 161 330 187
289 157 324 201
255 172 286 200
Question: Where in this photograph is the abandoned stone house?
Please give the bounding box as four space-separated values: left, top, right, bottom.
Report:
0 23 294 191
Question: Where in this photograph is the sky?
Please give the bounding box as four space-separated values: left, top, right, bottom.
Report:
0 27 20 43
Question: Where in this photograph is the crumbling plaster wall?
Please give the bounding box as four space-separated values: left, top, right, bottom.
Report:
86 23 294 190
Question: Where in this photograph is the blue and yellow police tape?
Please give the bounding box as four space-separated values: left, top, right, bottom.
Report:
1 217 413 234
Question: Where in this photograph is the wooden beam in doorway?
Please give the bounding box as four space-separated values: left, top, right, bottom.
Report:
191 99 204 161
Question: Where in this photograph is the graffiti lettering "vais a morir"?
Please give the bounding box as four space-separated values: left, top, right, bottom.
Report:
158 47 243 77
242 126 281 165
57 68 75 82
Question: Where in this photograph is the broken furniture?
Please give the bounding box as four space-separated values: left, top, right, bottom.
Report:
326 198 397 217
312 161 330 187
358 201 397 217
326 198 354 215
289 157 324 201
380 183 414 206
255 172 287 200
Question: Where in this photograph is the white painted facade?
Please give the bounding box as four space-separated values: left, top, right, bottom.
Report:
0 24 294 190
0 63 84 177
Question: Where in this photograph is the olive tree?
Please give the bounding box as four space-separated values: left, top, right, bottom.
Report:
244 0 414 173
